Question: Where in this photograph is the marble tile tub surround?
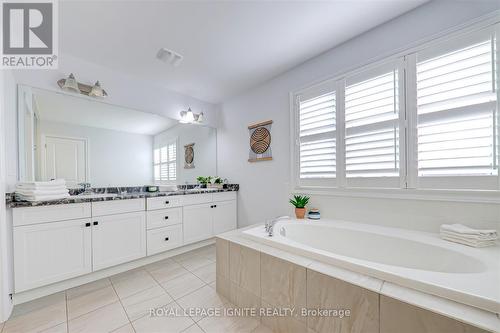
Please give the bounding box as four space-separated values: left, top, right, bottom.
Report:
216 229 500 333
1 244 271 333
5 184 239 208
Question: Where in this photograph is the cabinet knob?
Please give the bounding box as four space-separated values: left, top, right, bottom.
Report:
85 222 91 227
165 200 170 204
164 216 169 220
214 205 217 208
164 237 169 241
93 221 99 226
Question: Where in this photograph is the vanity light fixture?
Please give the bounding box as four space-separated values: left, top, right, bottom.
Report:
57 74 108 98
60 73 80 93
179 108 204 124
89 81 105 98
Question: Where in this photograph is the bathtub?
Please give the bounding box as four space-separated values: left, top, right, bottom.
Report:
242 219 500 314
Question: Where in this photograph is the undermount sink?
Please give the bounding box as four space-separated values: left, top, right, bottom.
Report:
75 193 118 199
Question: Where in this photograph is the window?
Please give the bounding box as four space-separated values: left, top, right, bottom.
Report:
296 81 337 186
345 62 403 187
416 33 498 183
154 140 177 182
292 22 500 192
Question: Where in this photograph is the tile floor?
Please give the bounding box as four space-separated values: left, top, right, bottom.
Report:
1 245 271 333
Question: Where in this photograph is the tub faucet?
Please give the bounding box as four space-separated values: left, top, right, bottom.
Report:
265 216 289 237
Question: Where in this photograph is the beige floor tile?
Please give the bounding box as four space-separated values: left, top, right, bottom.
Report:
111 323 135 333
191 263 216 284
10 292 65 318
208 281 216 289
111 269 159 299
181 323 205 333
176 255 215 271
68 301 129 333
144 258 177 272
197 314 260 333
4 293 67 333
149 262 190 284
122 285 174 321
66 278 111 300
251 324 274 333
161 272 206 300
67 285 119 320
39 322 68 333
132 302 195 333
177 285 228 321
193 245 216 260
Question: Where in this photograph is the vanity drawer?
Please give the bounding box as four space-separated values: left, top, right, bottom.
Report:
182 193 213 206
212 191 236 202
13 203 91 226
92 199 145 217
146 208 182 230
147 196 183 211
147 224 183 256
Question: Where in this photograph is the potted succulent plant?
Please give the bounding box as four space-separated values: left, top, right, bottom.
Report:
289 195 310 219
196 176 209 188
211 177 223 189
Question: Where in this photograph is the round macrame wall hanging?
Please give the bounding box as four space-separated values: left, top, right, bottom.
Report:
248 120 273 162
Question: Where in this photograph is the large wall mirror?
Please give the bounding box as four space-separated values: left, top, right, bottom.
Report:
17 85 217 187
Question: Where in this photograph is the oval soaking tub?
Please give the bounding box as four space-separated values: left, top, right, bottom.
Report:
242 219 500 314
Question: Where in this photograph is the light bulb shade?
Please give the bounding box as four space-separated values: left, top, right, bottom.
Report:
62 73 80 93
185 108 195 122
196 112 204 123
89 81 105 97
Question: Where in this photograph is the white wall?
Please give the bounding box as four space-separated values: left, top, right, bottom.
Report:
38 120 153 187
217 1 500 231
0 70 14 321
154 124 217 184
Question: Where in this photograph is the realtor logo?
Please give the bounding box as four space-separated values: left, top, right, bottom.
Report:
1 0 58 69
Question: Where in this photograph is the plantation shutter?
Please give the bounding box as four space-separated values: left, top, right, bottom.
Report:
297 81 337 184
154 140 177 182
344 62 402 186
416 33 498 178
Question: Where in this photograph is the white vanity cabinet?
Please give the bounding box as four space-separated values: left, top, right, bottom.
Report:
183 203 213 244
212 200 237 234
11 191 237 294
91 211 146 271
183 191 237 244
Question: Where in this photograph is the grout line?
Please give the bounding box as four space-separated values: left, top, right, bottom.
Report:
65 291 69 333
109 277 135 329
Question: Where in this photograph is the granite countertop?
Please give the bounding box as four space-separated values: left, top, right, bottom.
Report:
6 184 239 208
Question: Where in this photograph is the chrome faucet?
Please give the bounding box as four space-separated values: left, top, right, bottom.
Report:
78 182 92 194
265 216 289 237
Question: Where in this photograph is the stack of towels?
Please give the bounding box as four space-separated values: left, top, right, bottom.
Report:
440 224 498 248
15 179 70 202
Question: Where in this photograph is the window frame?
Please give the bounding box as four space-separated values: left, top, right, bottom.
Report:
290 18 500 200
153 137 178 184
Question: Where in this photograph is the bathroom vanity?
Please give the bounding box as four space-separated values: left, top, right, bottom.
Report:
9 188 237 295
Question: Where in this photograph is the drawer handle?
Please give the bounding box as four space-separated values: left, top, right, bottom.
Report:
164 237 169 241
164 216 169 220
93 221 99 226
210 205 214 208
213 205 217 208
165 200 170 204
85 222 91 227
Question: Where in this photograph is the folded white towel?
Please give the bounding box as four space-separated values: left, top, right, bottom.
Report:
440 230 498 242
441 234 497 248
15 188 69 196
16 179 66 189
15 193 70 202
440 224 497 237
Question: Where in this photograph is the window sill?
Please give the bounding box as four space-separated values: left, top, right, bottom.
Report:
292 186 500 204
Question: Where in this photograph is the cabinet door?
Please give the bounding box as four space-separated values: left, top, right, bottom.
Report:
13 218 92 292
212 200 237 235
183 204 213 244
92 212 146 271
